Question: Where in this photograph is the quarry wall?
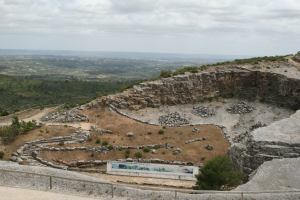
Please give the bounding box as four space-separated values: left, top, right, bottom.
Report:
90 66 300 179
90 67 300 111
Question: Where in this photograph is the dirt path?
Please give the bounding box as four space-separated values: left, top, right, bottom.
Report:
287 55 300 68
0 107 94 130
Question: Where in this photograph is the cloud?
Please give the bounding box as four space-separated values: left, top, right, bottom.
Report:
0 0 299 55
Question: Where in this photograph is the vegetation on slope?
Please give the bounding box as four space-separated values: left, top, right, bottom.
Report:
0 74 135 114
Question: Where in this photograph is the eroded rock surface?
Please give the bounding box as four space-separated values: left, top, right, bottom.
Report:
229 110 300 179
234 158 300 191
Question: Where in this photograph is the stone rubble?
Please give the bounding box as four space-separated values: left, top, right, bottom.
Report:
249 121 267 131
205 144 214 150
185 138 205 144
226 102 255 114
192 128 199 133
127 132 134 137
158 112 190 126
173 148 182 154
96 129 113 134
44 107 89 123
192 105 216 117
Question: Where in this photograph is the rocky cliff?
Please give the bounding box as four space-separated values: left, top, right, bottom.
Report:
229 110 300 179
90 67 300 111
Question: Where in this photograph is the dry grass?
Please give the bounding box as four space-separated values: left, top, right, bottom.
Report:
39 109 230 165
0 126 77 161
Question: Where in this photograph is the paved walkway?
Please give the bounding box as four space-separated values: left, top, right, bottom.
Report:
0 186 126 200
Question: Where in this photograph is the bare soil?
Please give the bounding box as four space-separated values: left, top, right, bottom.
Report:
0 126 77 160
39 109 230 165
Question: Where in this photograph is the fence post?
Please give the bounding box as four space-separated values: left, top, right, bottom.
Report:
175 191 177 200
50 176 52 189
111 184 114 198
241 192 243 200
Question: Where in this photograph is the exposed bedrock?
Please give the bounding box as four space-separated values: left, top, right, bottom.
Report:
90 67 300 111
89 66 300 181
229 110 300 180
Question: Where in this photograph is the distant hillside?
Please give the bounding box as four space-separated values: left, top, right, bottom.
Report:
0 74 134 114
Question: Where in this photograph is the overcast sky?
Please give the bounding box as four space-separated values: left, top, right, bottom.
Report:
0 0 299 56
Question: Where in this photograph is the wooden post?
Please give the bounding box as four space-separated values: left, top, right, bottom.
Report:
175 191 177 200
111 184 114 198
50 177 52 189
241 192 243 200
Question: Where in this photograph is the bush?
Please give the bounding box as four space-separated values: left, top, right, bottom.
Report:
108 145 114 150
147 132 152 135
118 147 123 151
0 151 4 159
102 141 108 146
88 137 92 141
173 152 177 155
135 152 142 158
125 149 130 154
143 147 150 152
162 126 166 129
95 139 100 144
64 125 68 127
195 155 244 190
125 153 130 158
158 129 164 134
1 111 9 116
162 151 165 154
91 153 94 157
154 145 158 149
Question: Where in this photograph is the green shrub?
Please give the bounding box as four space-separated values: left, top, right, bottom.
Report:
125 153 130 158
162 151 165 154
102 141 108 145
135 152 142 158
91 153 94 157
158 129 164 134
147 132 152 135
162 126 166 129
118 147 123 151
173 152 177 155
64 125 68 127
108 145 114 150
88 137 92 142
154 145 158 149
143 147 150 152
195 155 244 190
95 139 100 144
201 157 206 161
125 149 130 154
0 151 4 159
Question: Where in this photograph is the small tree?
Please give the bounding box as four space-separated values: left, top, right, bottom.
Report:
135 152 142 158
195 155 244 190
12 116 20 128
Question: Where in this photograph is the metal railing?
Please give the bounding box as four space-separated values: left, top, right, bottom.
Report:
0 168 300 200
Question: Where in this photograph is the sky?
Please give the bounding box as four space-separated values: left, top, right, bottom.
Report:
0 0 299 56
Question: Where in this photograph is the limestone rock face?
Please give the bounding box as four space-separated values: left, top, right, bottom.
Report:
90 67 300 111
228 110 300 179
234 157 300 191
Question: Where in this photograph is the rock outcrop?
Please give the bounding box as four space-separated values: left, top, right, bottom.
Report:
229 110 300 179
234 157 300 191
90 67 300 111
